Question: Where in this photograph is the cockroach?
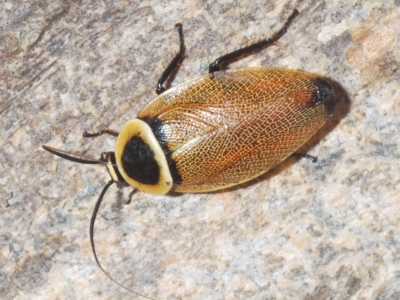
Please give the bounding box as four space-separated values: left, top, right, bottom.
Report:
43 9 336 299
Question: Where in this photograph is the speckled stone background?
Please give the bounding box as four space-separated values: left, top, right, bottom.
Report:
1 0 399 299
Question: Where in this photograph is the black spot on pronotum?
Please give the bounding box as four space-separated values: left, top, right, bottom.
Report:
121 136 160 185
311 78 336 116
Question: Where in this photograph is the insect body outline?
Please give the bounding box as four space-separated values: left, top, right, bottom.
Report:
43 9 336 299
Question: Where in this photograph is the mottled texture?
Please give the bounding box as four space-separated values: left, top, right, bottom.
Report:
1 1 399 300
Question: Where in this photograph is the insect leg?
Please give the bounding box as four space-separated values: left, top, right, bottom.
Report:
83 129 119 137
155 23 186 95
293 153 318 163
208 9 299 73
126 189 138 205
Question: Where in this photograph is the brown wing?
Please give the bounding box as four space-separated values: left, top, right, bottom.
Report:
138 68 335 193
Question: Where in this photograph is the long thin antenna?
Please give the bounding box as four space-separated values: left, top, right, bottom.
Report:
42 145 109 165
90 180 155 300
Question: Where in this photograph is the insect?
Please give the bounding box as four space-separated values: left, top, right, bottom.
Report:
43 9 336 299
